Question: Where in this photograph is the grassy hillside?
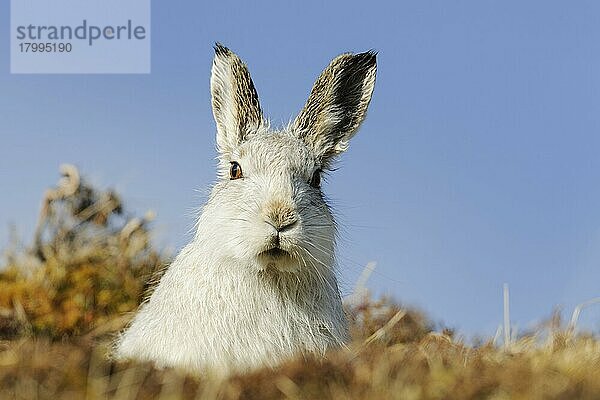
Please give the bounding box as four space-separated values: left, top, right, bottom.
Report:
1 166 599 400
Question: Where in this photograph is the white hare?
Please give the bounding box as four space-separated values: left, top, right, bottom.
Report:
115 44 377 374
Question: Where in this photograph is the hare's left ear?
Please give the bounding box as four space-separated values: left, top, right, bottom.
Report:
211 44 263 156
293 51 377 166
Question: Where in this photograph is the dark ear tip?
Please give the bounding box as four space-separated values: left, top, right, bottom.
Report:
353 50 378 67
214 42 231 57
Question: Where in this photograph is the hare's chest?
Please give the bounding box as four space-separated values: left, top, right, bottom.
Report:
204 280 308 328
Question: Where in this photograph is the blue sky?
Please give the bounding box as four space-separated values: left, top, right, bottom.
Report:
1 1 599 336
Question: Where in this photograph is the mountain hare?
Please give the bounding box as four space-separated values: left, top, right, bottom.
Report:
115 44 377 374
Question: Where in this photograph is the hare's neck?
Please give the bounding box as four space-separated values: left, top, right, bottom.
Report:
168 238 339 308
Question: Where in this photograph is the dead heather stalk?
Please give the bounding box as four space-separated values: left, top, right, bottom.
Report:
568 297 600 333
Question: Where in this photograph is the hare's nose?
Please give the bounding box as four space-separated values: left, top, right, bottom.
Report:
276 220 297 232
263 199 298 233
265 219 297 233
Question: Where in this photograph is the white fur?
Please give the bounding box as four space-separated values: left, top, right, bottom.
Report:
115 46 376 375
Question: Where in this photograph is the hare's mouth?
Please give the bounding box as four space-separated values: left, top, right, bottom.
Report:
259 247 291 259
257 245 298 271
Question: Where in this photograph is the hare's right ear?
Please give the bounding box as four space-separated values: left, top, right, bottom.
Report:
293 51 376 167
210 44 263 156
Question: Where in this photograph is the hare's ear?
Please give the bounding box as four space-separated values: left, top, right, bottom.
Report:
211 44 263 155
293 51 377 166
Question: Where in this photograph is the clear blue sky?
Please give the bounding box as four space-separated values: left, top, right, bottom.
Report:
1 1 599 336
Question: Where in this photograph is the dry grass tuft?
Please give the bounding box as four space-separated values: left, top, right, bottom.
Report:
0 165 163 339
1 166 599 399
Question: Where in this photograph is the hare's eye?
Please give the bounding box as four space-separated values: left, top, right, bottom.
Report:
229 162 243 180
310 169 321 188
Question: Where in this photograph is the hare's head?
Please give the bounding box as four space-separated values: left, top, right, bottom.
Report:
203 44 376 274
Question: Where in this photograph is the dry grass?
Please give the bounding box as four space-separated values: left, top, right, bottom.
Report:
1 166 599 400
